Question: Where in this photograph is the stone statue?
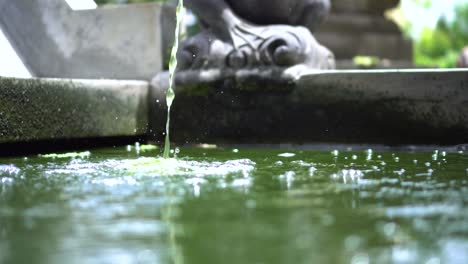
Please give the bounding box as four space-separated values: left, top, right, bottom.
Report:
178 0 335 73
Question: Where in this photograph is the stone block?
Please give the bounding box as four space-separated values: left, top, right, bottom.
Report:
0 77 149 143
0 0 173 80
150 69 468 145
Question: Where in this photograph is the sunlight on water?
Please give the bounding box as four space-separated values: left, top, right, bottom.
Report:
0 146 467 264
115 157 255 179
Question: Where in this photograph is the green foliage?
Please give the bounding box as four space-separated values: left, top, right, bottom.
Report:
414 3 468 68
353 56 380 68
412 0 432 8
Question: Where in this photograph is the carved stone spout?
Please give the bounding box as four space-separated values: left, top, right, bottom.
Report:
178 0 335 73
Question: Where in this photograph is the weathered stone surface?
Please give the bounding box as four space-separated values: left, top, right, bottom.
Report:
179 0 335 72
0 77 149 143
0 0 171 80
150 69 468 145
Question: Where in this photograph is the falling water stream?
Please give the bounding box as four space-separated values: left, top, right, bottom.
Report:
163 0 185 158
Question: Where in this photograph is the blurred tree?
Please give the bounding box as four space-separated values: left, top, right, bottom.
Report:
412 0 432 8
387 0 468 67
415 3 468 67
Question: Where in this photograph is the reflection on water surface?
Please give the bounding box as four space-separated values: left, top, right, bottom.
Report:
0 146 467 264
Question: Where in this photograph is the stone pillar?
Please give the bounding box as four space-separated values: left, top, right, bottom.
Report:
316 0 413 68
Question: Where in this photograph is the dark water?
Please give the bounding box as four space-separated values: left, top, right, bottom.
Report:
0 145 467 264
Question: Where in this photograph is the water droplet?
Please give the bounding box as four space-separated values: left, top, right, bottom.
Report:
245 199 256 209
193 184 200 196
137 250 157 263
278 153 295 158
344 235 362 251
425 257 441 264
320 214 335 226
383 222 397 237
135 142 140 154
1 177 14 184
351 253 369 264
309 166 317 176
352 155 358 160
0 165 20 176
279 171 295 189
232 178 252 188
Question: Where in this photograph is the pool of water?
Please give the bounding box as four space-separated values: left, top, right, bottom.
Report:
1 145 467 264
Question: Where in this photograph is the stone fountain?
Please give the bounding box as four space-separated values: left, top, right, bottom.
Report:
150 0 468 145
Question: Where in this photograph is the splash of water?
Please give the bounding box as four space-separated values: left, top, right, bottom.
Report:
163 0 185 158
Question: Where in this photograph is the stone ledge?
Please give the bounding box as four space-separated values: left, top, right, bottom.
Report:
150 69 468 145
0 77 149 143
